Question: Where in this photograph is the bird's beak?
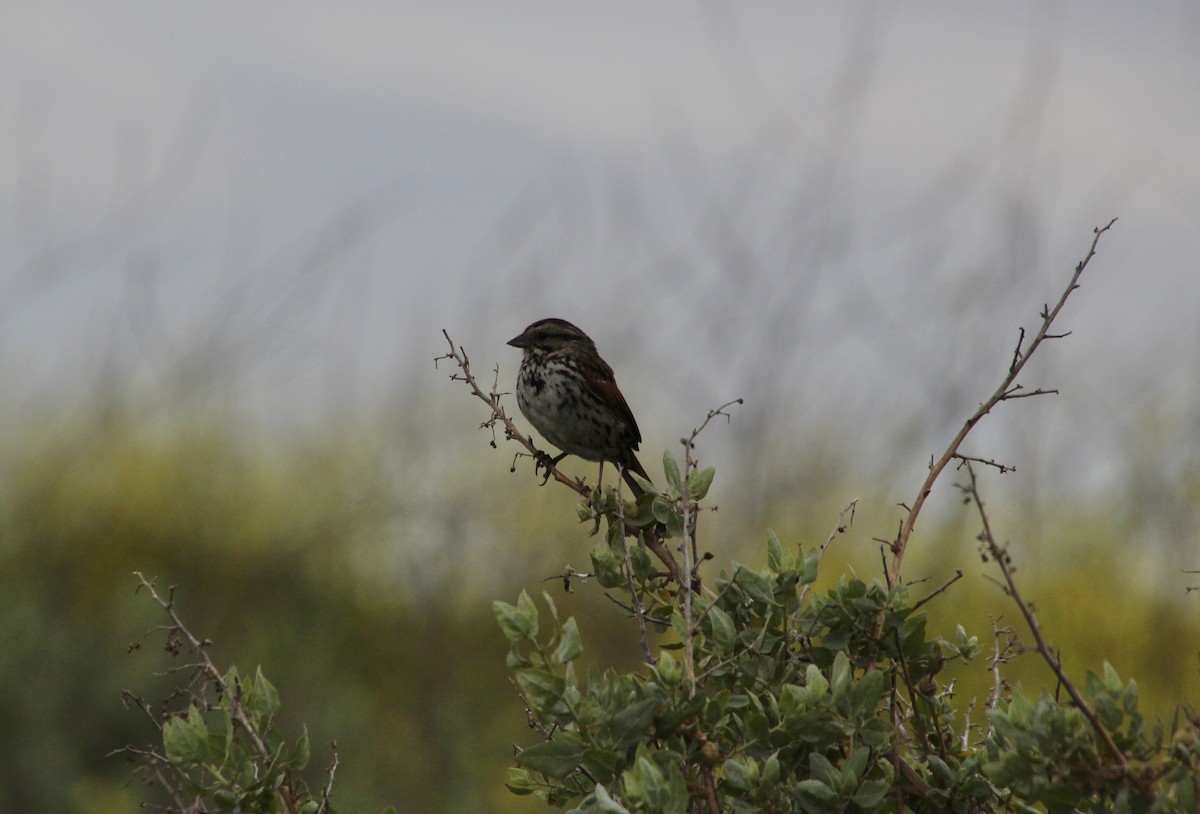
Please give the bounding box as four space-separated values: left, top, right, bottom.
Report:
507 332 527 348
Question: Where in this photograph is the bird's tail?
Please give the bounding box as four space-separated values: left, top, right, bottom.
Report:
621 454 651 498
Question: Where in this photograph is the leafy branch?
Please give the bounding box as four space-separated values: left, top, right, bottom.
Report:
114 573 375 814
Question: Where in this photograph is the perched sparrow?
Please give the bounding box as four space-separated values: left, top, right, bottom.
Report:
508 318 651 497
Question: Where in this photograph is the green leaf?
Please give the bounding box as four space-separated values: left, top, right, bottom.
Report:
779 683 805 715
843 747 869 780
515 668 565 714
628 472 658 498
655 650 682 686
707 606 736 656
516 590 539 636
663 451 682 495
733 565 776 605
245 666 281 725
762 752 780 786
851 668 887 716
590 542 626 588
795 778 837 802
606 698 659 750
858 717 892 747
592 784 632 813
623 496 659 527
288 726 311 770
665 506 686 538
541 590 560 625
853 780 889 808
809 752 836 786
1122 678 1140 715
670 609 689 642
493 590 539 641
688 466 715 500
804 663 829 699
1102 661 1123 694
624 754 669 805
505 767 535 795
163 705 209 766
830 652 851 703
927 755 955 784
651 496 674 526
722 757 758 791
766 530 792 573
515 737 586 779
555 617 583 664
506 640 531 669
665 768 690 814
797 549 820 586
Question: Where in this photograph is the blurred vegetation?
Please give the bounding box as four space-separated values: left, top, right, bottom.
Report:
0 387 1196 812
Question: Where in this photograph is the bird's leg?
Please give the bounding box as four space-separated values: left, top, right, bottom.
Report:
533 450 567 485
597 460 606 493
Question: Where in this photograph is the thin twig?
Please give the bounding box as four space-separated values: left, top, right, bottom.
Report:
679 401 741 808
601 593 670 627
960 462 1153 799
317 744 339 814
910 570 964 613
953 454 1016 475
681 463 697 692
616 475 654 665
798 500 858 607
886 218 1117 585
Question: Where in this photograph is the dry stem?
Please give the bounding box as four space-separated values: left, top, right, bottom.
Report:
960 462 1153 799
885 218 1117 585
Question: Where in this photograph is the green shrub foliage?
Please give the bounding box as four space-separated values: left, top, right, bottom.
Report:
494 459 1200 814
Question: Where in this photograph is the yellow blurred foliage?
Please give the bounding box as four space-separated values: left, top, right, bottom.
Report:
0 404 1196 812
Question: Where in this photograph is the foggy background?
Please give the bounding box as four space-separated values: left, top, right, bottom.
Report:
5 3 1198 492
2 2 1198 812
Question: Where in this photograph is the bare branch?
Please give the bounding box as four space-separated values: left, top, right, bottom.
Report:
886 219 1117 585
798 499 858 607
953 454 1016 475
959 462 1153 799
911 570 964 613
316 744 339 814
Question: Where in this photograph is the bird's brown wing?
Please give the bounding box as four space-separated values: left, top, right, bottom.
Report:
584 356 643 447
591 379 642 446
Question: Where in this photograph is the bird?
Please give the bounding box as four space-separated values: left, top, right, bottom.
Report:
507 318 651 497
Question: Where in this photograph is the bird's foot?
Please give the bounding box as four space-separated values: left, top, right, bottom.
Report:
533 450 567 486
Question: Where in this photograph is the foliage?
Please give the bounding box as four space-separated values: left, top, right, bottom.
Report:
494 461 1200 813
118 575 397 814
474 225 1200 812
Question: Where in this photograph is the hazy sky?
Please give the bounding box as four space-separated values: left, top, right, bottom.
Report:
2 2 1198 512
